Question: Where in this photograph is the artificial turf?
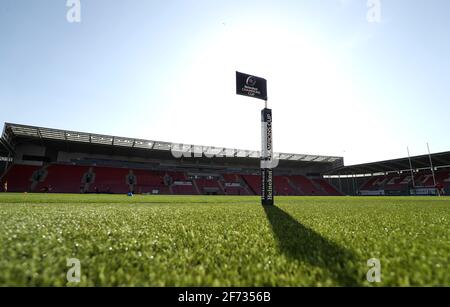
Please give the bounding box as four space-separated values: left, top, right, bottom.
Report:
0 193 448 286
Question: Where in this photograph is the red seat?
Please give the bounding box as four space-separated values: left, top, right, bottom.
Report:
242 175 261 195
313 179 343 196
38 165 88 193
274 177 297 196
289 176 324 196
89 167 130 194
172 185 197 195
2 164 39 192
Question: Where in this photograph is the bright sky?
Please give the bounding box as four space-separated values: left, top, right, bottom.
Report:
1 0 449 165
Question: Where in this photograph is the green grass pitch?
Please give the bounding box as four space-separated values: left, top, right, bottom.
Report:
0 193 448 287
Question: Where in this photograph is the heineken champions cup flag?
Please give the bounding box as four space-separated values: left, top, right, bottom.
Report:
236 71 268 101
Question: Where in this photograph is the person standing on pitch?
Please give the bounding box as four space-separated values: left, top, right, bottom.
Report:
3 181 7 193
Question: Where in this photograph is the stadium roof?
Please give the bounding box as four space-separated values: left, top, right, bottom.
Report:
1 123 343 165
326 151 450 176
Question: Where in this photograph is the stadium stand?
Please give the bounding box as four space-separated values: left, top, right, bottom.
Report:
417 172 436 187
0 162 350 196
290 176 324 196
327 155 450 196
132 169 170 194
222 174 251 195
222 186 249 195
313 179 343 196
88 166 130 194
166 171 188 181
172 183 198 195
273 176 298 196
359 177 379 191
198 177 227 195
356 170 450 191
222 174 239 182
242 175 261 195
438 171 450 187
383 174 411 191
0 123 345 196
164 173 194 194
2 164 38 192
36 164 88 193
3 163 450 197
5 122 448 197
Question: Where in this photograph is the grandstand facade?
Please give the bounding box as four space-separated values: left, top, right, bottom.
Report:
0 123 344 196
2 123 448 197
325 152 450 196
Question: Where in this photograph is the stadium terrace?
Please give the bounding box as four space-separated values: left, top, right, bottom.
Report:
1 122 449 196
